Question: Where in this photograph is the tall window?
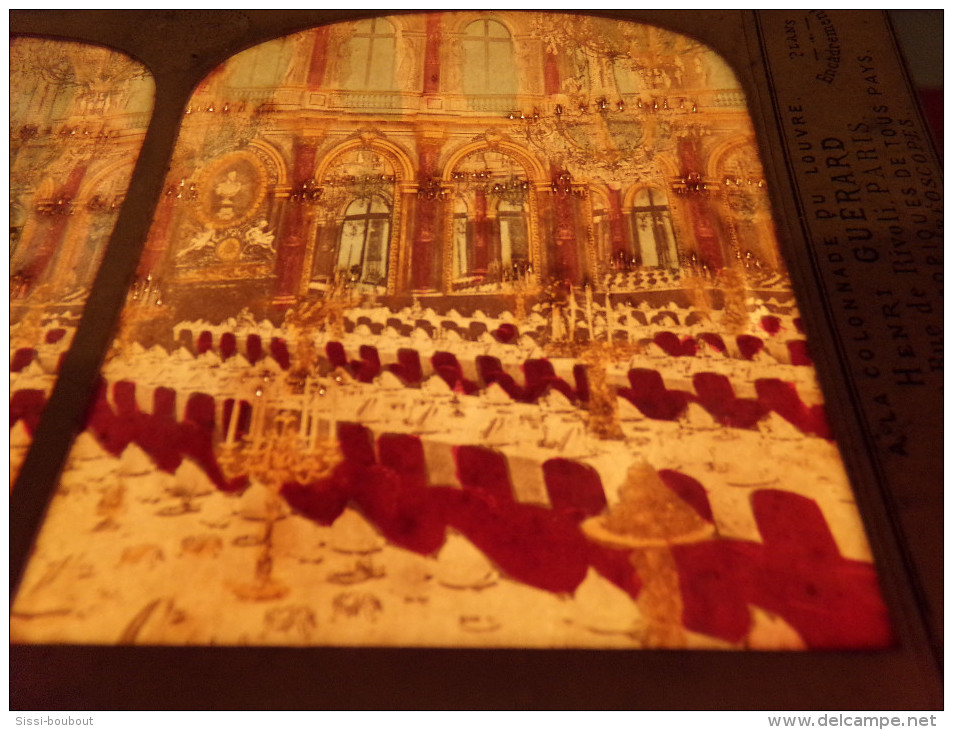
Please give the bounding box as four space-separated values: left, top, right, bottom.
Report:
590 192 612 265
452 196 530 285
452 198 471 280
337 195 391 285
344 17 397 90
497 201 529 277
631 187 678 268
449 149 531 287
224 35 296 89
461 19 517 95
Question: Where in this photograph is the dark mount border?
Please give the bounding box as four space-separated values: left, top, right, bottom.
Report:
9 10 942 710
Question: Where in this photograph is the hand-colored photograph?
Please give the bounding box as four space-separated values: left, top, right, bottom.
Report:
11 12 891 651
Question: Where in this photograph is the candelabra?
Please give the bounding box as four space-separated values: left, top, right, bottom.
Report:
164 178 198 201
417 176 449 201
723 176 766 188
33 197 74 216
128 273 163 307
184 100 248 115
289 178 323 203
86 194 126 214
722 174 769 223
14 124 120 143
742 250 763 271
450 169 531 207
549 171 588 199
219 383 343 601
671 172 712 196
291 173 398 209
580 340 625 441
104 273 166 362
507 264 540 323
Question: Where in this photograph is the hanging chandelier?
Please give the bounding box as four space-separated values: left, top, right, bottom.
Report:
549 171 587 199
450 150 532 206
450 170 530 205
417 176 449 201
510 96 701 186
513 12 714 186
289 173 397 209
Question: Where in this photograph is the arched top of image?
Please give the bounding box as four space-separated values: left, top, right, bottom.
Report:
10 37 155 307
11 36 155 130
184 11 745 117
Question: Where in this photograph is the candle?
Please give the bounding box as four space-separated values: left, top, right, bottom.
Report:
225 398 240 445
585 285 594 340
569 287 577 341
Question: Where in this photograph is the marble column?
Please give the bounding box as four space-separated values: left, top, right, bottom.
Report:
678 138 723 270
550 166 580 283
307 26 330 88
410 137 444 292
22 163 88 288
472 188 490 276
273 139 317 303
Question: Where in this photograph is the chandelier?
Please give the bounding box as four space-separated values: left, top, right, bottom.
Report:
450 170 530 206
671 172 712 196
549 171 587 199
164 178 199 201
86 193 126 214
417 176 449 201
450 150 532 206
512 12 715 186
33 196 75 216
289 173 397 209
510 96 700 185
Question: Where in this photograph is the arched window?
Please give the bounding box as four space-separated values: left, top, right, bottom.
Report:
461 19 517 96
451 195 530 285
337 195 392 285
344 17 397 90
630 187 678 269
449 149 532 288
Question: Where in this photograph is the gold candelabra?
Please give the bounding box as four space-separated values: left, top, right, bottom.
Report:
583 461 714 647
579 341 625 441
718 266 749 334
508 268 541 324
219 398 343 601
